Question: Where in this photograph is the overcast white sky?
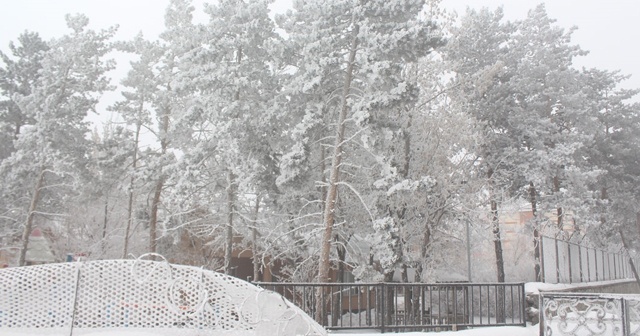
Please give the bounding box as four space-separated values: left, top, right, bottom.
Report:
0 0 638 98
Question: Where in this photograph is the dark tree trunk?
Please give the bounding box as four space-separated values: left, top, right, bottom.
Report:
102 193 109 257
553 175 564 233
122 121 141 258
19 166 45 266
331 235 348 326
225 171 236 275
491 199 505 283
316 23 359 323
252 196 261 282
530 182 542 282
149 177 165 255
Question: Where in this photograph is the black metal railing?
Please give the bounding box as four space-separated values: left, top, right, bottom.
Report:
255 282 526 332
540 236 637 284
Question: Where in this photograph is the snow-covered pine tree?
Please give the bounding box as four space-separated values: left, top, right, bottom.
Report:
0 32 49 240
577 68 640 246
0 15 116 265
278 0 444 304
110 33 163 257
169 0 283 274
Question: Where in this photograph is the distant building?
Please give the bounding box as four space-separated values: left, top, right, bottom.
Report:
25 228 56 265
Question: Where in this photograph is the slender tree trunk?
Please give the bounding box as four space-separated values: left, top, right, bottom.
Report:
149 102 170 256
530 182 541 282
252 196 261 282
19 166 46 266
600 187 608 225
223 47 243 276
316 23 359 323
320 143 327 212
317 24 359 283
149 177 165 254
331 235 347 326
488 169 505 283
489 167 505 323
401 115 412 178
416 224 431 282
122 121 141 258
491 199 505 283
553 175 564 234
225 171 236 275
102 192 109 257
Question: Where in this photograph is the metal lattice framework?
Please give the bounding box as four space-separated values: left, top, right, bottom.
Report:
0 256 326 335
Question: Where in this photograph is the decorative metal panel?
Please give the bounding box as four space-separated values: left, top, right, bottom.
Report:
541 293 631 336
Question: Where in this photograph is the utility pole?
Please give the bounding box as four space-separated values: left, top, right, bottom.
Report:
467 220 472 282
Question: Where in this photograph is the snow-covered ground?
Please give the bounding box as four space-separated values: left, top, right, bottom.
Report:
3 325 540 336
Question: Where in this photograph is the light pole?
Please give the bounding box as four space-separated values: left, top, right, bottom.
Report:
467 220 472 282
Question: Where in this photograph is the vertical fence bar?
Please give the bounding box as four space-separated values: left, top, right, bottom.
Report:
555 237 561 283
614 253 618 280
595 247 599 282
68 262 83 336
586 247 591 282
603 250 608 280
567 242 573 283
540 236 547 282
578 244 584 282
380 283 385 334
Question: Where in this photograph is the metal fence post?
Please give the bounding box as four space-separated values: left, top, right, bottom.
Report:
578 244 583 282
614 253 618 280
540 237 546 283
69 262 83 336
622 297 629 336
555 237 561 283
380 283 386 334
585 247 591 282
603 250 608 280
595 248 599 282
567 242 573 284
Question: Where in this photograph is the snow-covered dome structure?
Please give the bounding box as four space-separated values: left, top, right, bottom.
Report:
0 256 326 336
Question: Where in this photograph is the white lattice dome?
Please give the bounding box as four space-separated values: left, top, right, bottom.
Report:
0 257 327 336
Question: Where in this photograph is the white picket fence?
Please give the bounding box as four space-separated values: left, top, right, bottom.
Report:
0 256 326 335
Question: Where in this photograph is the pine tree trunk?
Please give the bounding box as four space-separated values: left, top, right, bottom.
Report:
102 192 109 257
19 166 46 266
149 177 165 254
148 103 170 256
489 170 506 323
487 169 505 283
225 171 236 275
331 235 347 326
317 25 359 283
252 196 261 282
316 23 359 323
530 182 541 282
553 175 564 233
491 199 505 283
416 224 431 282
320 143 326 212
122 121 141 258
